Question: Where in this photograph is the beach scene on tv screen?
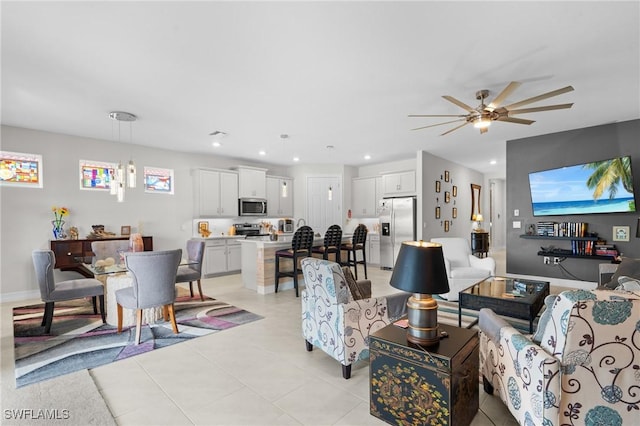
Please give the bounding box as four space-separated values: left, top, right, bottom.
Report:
529 156 636 216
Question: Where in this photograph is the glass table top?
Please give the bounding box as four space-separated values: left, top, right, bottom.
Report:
460 276 549 302
83 258 197 276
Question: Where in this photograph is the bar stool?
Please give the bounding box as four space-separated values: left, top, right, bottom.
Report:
342 224 368 280
275 226 314 297
311 224 342 264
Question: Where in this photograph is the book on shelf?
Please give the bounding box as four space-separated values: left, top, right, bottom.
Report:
536 221 589 238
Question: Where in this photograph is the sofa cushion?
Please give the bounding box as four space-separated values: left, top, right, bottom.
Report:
602 257 640 289
450 267 490 279
616 276 640 291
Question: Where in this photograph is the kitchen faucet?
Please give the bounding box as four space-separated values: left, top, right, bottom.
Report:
296 218 306 228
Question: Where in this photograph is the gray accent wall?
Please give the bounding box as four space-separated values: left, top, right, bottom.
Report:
506 119 639 283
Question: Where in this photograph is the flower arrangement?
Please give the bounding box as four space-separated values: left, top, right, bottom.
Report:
51 206 69 239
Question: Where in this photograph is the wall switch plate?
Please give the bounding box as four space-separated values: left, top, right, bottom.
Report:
513 221 521 229
514 209 519 216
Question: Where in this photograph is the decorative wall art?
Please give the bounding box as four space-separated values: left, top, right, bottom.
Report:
612 226 630 242
79 160 116 191
444 220 450 232
435 180 441 193
0 151 43 188
120 226 131 236
445 191 451 203
452 186 457 197
471 184 482 220
435 206 441 219
452 207 457 219
144 167 174 194
444 171 450 182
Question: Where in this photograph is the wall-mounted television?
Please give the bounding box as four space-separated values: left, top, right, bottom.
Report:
528 155 636 216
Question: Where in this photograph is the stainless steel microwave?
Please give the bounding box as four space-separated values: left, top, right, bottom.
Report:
238 198 267 216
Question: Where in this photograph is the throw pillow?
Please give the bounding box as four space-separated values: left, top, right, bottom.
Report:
603 257 640 289
532 294 558 344
342 267 371 300
616 276 640 291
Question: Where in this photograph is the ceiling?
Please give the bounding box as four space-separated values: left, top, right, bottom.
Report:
2 1 638 177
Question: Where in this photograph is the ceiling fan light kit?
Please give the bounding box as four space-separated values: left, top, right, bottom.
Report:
410 81 574 135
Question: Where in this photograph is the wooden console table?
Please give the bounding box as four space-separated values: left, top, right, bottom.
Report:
50 236 153 278
370 322 479 426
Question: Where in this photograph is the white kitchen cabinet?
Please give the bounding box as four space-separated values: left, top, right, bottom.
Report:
266 176 294 217
237 166 267 199
352 177 377 217
194 169 239 217
226 241 242 271
203 238 242 276
368 234 380 265
382 170 415 196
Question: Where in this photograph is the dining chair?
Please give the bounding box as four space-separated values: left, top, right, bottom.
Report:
175 239 205 300
311 224 342 264
116 249 182 345
32 250 106 334
275 225 314 297
341 224 368 280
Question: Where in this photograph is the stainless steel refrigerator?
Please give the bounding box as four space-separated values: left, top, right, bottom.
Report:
379 197 416 269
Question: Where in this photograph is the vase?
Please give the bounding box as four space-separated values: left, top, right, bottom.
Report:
52 220 65 240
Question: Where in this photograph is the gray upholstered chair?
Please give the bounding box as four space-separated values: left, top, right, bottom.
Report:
116 249 182 344
175 239 205 300
32 250 106 334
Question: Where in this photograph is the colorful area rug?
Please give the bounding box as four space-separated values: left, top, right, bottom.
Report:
436 297 540 334
13 289 263 388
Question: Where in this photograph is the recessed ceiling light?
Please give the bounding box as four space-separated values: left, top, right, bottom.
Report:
293 157 300 162
259 150 266 156
490 159 497 165
364 155 371 160
212 142 221 147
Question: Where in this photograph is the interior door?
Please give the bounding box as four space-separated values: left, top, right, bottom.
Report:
306 176 341 234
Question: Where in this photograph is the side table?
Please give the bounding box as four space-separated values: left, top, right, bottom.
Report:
370 322 479 426
470 232 489 257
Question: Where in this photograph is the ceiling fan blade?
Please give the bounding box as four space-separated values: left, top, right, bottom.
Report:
408 114 468 118
441 121 470 136
486 81 521 111
497 116 536 125
442 95 476 113
503 86 574 110
411 118 467 131
479 127 489 134
507 103 574 115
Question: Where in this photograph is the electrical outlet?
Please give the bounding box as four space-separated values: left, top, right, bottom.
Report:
544 256 550 265
554 257 560 265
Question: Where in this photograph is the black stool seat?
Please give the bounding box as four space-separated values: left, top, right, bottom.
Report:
341 224 368 280
275 226 314 297
311 224 342 264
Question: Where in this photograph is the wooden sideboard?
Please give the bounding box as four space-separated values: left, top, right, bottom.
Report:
50 236 153 277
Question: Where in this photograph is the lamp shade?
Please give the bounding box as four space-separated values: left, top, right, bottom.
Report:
390 241 449 295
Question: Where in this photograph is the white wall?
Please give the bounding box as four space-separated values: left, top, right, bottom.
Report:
0 125 278 301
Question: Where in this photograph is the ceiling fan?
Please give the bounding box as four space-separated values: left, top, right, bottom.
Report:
409 81 574 135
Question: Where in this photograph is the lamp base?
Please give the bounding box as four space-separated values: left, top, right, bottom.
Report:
406 293 441 346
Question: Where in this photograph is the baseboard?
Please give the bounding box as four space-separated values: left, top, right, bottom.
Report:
0 289 40 304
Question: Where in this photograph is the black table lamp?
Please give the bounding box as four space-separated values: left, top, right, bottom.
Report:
390 241 450 346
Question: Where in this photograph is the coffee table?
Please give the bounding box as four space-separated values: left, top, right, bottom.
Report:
458 276 550 333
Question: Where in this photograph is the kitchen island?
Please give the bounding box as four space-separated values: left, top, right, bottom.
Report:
240 235 351 294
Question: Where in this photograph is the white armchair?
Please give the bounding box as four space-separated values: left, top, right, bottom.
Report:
430 237 495 301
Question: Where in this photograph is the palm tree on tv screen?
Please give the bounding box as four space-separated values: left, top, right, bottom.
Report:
584 157 634 202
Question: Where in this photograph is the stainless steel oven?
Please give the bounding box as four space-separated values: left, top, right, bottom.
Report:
238 198 267 216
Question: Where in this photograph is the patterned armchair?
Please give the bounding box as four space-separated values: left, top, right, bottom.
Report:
479 289 640 426
301 257 409 379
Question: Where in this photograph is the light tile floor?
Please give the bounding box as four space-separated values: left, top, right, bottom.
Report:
2 249 527 425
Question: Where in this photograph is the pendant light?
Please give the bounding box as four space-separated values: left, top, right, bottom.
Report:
281 181 288 198
109 111 137 202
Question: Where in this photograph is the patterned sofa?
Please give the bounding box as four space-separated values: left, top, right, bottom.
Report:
479 289 640 425
301 257 409 379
